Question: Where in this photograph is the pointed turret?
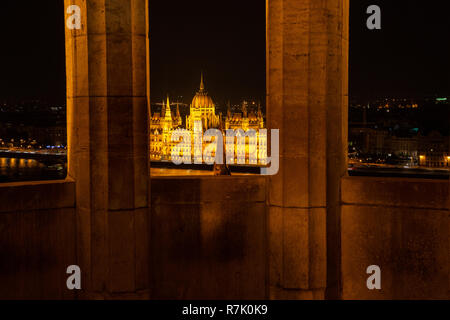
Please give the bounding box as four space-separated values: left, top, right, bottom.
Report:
257 101 264 129
175 102 182 126
242 101 248 118
200 73 205 92
163 96 172 126
164 95 172 121
176 103 181 118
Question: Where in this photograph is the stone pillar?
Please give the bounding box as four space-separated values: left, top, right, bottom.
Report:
267 0 349 299
65 0 150 298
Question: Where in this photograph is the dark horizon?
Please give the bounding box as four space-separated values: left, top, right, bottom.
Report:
0 1 66 105
0 1 448 106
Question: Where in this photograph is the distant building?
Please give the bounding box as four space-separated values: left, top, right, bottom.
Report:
349 127 449 168
418 131 449 168
150 75 267 165
186 74 220 131
385 135 418 159
225 101 264 131
224 101 266 165
150 96 183 161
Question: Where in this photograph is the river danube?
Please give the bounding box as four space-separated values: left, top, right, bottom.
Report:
0 157 67 183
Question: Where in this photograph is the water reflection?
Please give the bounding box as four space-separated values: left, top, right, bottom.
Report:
0 157 67 182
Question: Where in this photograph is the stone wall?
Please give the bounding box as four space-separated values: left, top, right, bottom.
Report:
0 181 76 299
64 0 151 299
267 0 349 299
341 177 449 299
150 176 267 300
0 176 448 300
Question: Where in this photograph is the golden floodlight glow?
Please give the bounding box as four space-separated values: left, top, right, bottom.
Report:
149 75 267 165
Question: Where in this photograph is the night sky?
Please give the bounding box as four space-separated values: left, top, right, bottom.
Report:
0 1 66 104
149 0 265 107
0 1 448 106
350 1 450 99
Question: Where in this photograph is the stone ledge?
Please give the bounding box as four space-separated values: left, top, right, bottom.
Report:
341 176 449 210
0 179 76 214
151 175 266 204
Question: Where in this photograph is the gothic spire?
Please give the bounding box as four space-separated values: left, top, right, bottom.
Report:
200 73 205 91
164 95 172 121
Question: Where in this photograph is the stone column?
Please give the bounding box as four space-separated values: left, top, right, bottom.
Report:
267 0 349 299
65 0 150 298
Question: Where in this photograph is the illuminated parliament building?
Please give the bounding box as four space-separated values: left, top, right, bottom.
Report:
150 75 267 165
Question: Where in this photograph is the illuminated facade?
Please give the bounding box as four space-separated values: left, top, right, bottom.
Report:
224 101 267 165
150 96 182 161
418 131 450 168
186 74 220 131
150 75 267 165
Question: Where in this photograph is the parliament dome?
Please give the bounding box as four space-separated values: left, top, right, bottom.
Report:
191 74 215 110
